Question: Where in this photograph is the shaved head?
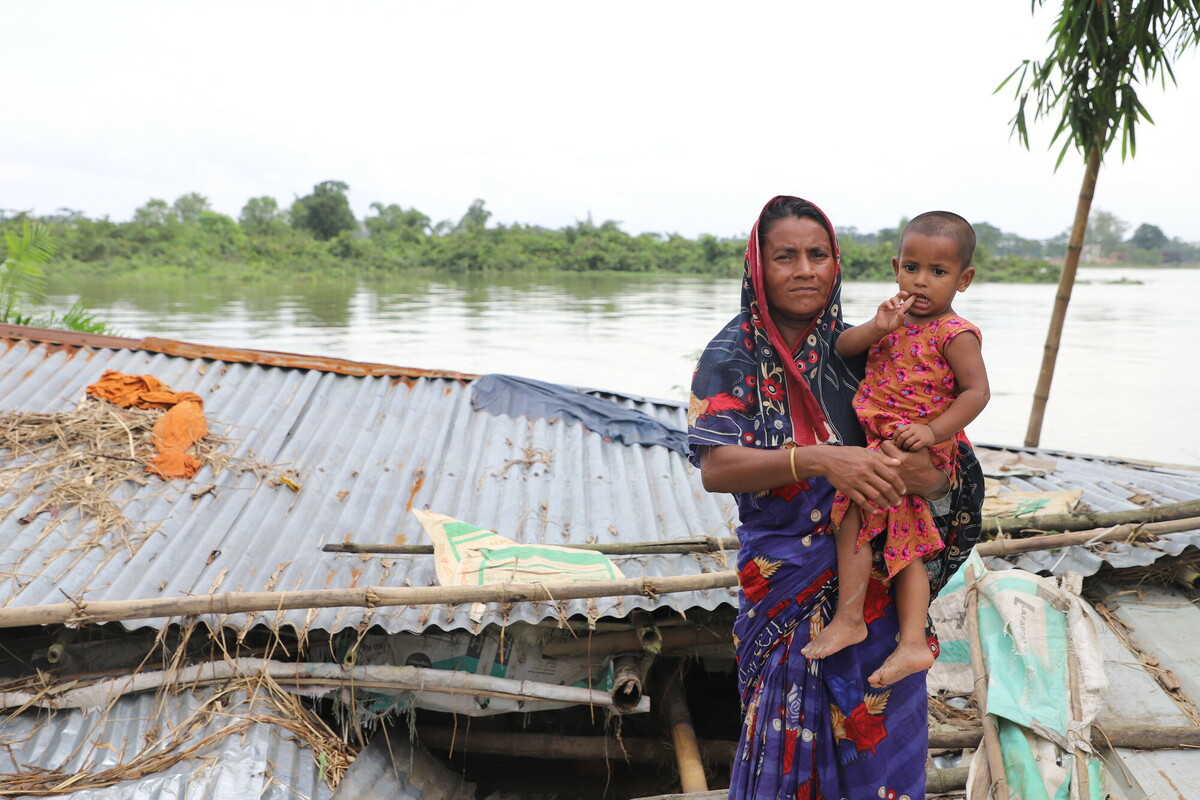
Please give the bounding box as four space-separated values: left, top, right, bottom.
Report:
901 211 976 268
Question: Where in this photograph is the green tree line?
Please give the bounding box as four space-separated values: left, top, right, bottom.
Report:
5 181 1187 283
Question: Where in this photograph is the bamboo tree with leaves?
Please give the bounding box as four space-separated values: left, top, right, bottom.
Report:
1000 0 1200 447
0 220 53 324
1 220 112 333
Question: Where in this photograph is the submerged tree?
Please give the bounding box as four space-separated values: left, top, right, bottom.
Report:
1001 0 1200 447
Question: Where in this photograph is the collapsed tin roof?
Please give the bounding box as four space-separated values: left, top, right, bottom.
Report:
0 325 738 637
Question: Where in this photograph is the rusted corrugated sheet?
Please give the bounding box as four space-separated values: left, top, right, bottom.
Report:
0 329 738 636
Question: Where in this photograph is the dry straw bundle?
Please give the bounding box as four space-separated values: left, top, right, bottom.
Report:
0 397 281 556
0 675 356 795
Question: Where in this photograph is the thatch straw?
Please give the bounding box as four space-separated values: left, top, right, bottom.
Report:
0 669 356 795
0 399 284 561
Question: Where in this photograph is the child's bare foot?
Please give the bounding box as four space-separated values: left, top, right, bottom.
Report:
801 616 867 660
868 640 936 687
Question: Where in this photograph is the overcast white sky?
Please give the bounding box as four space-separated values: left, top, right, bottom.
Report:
5 1 1199 242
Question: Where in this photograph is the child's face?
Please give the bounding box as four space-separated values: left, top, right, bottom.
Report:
891 233 975 320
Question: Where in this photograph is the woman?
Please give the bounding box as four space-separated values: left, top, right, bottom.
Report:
689 196 982 799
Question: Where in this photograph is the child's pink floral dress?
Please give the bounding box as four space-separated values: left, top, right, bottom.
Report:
831 315 981 578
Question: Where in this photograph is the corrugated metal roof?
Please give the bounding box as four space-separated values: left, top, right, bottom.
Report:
0 688 334 800
4 327 1196 637
0 329 738 636
978 445 1200 576
1092 583 1200 800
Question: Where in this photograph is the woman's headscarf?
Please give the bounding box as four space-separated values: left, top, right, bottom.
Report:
688 196 865 464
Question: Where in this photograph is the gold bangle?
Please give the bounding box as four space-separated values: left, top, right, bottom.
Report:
789 446 799 483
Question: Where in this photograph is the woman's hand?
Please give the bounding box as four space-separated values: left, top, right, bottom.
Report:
699 444 905 510
816 445 906 512
878 440 949 500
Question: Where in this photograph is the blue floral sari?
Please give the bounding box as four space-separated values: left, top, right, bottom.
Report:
689 197 982 800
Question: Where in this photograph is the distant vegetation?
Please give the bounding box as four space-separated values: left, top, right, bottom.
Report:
2 183 1197 285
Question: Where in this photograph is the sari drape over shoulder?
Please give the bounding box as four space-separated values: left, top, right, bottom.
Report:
688 197 983 800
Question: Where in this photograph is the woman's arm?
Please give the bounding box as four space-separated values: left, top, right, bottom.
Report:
878 440 950 500
699 444 907 510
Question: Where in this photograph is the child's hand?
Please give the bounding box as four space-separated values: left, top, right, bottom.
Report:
894 423 937 451
872 292 915 334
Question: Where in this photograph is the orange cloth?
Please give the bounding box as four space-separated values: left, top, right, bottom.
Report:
85 370 208 479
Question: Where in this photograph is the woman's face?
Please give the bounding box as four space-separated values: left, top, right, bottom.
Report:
761 215 836 339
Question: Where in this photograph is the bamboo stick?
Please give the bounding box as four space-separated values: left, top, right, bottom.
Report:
612 653 649 715
1067 637 1092 799
965 564 1011 800
983 498 1200 536
1025 143 1102 447
0 572 739 630
544 626 727 657
324 537 739 556
325 500 1200 559
975 517 1200 557
660 664 708 793
925 766 971 795
10 510 1195 632
0 657 650 713
630 608 664 653
932 724 1200 750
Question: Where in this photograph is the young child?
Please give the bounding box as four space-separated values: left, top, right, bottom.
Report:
801 211 989 688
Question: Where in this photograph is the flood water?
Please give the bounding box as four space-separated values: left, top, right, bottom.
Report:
47 267 1200 467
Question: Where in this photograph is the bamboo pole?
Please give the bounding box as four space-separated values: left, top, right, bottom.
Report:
965 564 1011 800
324 537 738 556
975 517 1200 557
0 572 738 630
630 608 664 653
1025 143 1102 447
660 663 708 792
934 724 1200 750
326 500 1200 559
1067 639 1092 799
0 657 650 713
612 652 650 715
983 499 1200 537
9 510 1195 632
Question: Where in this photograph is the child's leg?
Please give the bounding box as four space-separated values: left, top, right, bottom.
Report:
868 558 937 688
801 505 871 659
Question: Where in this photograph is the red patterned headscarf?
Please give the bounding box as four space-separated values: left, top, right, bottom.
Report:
688 196 865 463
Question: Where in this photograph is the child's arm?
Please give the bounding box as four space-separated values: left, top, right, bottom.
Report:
835 292 915 357
894 331 990 451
